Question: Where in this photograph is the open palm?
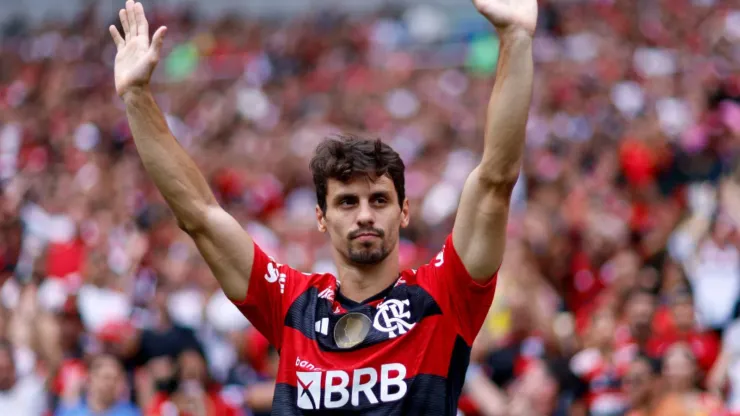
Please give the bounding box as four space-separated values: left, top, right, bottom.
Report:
472 0 538 36
109 0 167 98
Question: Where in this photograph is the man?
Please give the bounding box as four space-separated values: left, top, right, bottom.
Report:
569 309 631 416
623 355 661 416
145 349 240 416
55 354 140 416
646 288 719 376
108 0 536 413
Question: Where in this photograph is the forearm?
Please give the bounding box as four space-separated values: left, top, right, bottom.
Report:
463 368 508 416
480 29 533 184
123 87 217 232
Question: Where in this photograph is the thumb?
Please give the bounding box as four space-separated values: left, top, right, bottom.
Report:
149 26 167 58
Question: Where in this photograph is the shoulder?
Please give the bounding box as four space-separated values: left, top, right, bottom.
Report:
116 402 143 416
54 402 89 416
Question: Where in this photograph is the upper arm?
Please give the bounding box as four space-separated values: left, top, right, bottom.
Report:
452 166 514 282
188 205 255 302
417 235 498 345
190 206 316 348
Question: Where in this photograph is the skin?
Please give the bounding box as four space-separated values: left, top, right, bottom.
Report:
623 358 655 410
109 0 534 300
87 355 125 413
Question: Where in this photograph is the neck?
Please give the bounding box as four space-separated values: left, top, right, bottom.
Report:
335 248 400 303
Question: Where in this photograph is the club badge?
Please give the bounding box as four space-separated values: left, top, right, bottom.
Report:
334 312 371 349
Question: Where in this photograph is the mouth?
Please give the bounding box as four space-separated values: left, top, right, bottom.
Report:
353 233 380 241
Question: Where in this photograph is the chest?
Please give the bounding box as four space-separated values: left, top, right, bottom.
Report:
279 284 456 377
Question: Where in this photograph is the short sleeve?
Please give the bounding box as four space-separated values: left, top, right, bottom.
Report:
416 234 498 346
230 242 313 350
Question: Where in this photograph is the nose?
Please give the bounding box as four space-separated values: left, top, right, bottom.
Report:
356 200 375 227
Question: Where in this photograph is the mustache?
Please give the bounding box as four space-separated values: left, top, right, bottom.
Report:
348 227 385 239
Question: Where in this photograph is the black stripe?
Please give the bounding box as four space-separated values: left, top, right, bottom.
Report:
284 284 442 352
446 336 472 415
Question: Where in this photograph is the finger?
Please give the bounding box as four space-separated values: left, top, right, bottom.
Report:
150 26 167 57
135 2 149 37
126 0 137 37
109 25 125 49
119 9 129 38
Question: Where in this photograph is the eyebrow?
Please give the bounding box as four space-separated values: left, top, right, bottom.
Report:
370 191 392 199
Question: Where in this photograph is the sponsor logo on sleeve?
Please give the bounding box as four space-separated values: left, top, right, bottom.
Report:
434 248 444 267
265 262 286 294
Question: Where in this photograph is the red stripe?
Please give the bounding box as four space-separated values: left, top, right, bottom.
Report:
277 314 457 387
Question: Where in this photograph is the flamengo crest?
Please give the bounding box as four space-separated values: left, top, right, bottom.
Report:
373 299 415 338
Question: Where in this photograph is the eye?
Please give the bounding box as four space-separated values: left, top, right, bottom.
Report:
372 196 389 205
338 197 357 208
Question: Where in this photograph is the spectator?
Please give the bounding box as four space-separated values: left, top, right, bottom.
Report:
0 339 46 416
119 280 203 370
55 354 140 416
683 214 740 332
623 354 661 416
569 309 631 416
144 348 239 416
654 343 726 416
646 288 720 378
0 0 739 414
617 288 656 352
708 318 740 414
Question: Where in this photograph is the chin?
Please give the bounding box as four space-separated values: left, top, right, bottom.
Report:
348 249 388 266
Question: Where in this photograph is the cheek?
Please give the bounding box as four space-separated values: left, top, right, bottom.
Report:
326 217 351 240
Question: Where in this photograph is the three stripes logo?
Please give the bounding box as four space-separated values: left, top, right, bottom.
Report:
315 318 329 336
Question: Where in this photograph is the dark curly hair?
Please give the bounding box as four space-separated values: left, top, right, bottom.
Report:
309 134 405 214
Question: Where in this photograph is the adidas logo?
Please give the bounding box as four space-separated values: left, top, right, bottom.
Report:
315 318 329 336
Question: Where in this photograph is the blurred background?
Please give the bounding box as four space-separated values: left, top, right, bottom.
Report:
0 0 739 415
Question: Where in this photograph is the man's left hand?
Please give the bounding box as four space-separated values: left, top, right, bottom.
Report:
472 0 538 37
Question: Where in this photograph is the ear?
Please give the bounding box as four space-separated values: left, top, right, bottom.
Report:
400 198 410 229
316 205 327 233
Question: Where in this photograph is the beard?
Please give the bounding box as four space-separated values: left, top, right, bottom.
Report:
348 243 390 265
347 227 389 265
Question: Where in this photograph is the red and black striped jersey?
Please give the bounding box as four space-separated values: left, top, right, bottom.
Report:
231 234 498 415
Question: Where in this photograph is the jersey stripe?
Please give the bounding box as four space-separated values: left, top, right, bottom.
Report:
284 285 443 352
279 315 457 384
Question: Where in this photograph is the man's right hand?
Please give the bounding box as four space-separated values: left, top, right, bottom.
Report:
109 0 167 99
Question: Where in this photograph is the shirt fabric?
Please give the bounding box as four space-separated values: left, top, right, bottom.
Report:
232 234 498 415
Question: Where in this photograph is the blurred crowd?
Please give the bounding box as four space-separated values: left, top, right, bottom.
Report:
0 0 740 415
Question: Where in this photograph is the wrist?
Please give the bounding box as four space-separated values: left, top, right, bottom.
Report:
121 85 152 104
497 26 534 44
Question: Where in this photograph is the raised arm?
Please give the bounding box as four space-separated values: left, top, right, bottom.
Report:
110 1 253 301
452 0 537 282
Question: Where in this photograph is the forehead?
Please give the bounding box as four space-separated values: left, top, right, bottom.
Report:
92 357 120 373
326 175 396 198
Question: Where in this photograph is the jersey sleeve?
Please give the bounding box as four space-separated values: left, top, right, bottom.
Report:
416 234 498 346
230 242 314 350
